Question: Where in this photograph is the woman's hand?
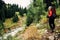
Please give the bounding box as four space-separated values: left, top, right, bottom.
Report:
47 15 49 18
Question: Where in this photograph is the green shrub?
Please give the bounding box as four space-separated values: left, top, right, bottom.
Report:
0 20 4 36
26 16 33 26
25 10 33 26
12 15 19 23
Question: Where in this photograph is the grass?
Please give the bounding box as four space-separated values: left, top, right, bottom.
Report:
3 18 17 28
3 12 20 28
56 7 60 16
3 12 27 28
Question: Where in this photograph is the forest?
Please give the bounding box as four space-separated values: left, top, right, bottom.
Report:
0 0 60 40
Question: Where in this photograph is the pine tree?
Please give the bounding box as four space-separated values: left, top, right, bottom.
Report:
12 15 19 23
0 0 6 22
26 0 45 26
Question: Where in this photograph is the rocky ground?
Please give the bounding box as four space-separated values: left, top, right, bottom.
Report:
16 18 60 40
16 24 60 40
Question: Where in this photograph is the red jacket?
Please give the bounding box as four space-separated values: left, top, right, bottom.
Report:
48 8 56 17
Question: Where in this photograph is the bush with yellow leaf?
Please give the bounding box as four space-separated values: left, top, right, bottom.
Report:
40 17 48 24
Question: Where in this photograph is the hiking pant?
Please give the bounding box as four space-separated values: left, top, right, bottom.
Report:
49 17 55 31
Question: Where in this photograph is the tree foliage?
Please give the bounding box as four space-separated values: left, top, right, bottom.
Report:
26 0 45 26
5 4 19 18
19 7 27 16
59 0 60 5
0 0 6 22
43 0 60 11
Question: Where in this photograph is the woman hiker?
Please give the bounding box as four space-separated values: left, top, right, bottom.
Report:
47 5 57 33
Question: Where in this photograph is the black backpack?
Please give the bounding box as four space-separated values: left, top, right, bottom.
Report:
52 13 57 18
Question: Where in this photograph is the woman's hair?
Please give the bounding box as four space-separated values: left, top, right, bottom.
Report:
48 6 52 11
